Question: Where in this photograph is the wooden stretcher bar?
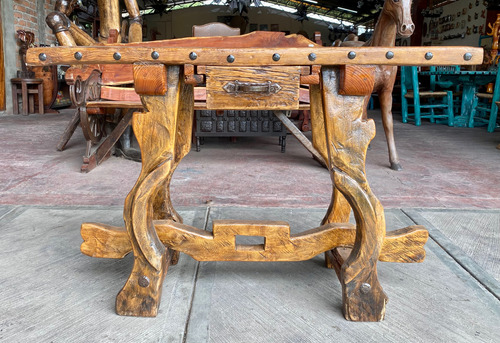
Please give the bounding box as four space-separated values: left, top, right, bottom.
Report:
27 46 483 68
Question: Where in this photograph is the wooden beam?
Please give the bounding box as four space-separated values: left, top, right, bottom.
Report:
27 46 483 67
81 220 428 263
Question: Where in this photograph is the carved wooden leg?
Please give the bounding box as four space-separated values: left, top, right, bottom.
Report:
116 65 193 316
310 83 352 268
151 78 195 264
320 67 388 322
310 83 351 225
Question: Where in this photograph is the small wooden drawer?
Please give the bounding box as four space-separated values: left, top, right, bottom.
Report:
205 66 301 110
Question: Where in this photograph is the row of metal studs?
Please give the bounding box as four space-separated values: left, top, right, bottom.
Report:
38 51 475 62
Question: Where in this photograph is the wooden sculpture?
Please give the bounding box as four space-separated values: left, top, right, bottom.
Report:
16 30 35 78
46 0 144 171
331 0 415 171
487 13 500 65
27 33 481 321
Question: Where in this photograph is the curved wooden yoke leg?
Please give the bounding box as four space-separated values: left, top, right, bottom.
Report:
320 66 388 321
310 82 352 269
116 64 193 316
310 83 351 226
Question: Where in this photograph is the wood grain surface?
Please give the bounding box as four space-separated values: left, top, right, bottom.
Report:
27 45 483 67
81 220 428 263
339 65 376 96
205 66 300 110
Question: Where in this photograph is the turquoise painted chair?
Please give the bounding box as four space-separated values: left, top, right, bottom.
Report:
429 65 461 91
401 66 454 126
429 65 461 113
468 71 500 132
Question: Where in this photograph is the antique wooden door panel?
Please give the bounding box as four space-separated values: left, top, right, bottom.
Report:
0 13 5 111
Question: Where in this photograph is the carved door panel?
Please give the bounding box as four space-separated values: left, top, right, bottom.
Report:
0 14 5 111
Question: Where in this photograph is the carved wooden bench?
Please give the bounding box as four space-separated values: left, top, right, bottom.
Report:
27 32 482 321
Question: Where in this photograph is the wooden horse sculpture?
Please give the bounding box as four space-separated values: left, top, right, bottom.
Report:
337 0 415 171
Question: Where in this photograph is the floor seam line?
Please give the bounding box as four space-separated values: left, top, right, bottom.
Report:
401 208 500 302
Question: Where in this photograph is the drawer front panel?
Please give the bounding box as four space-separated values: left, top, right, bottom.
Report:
205 66 301 110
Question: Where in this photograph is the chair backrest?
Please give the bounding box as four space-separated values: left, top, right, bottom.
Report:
192 22 240 37
400 66 419 93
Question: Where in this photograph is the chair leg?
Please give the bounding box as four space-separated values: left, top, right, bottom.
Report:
38 83 44 114
414 98 421 126
11 83 19 114
401 97 408 123
21 81 28 115
447 91 454 127
487 103 498 133
468 97 478 128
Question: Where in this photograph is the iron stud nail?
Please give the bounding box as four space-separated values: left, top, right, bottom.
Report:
360 283 371 294
464 53 472 61
39 53 47 61
272 53 281 61
138 275 150 288
386 51 394 59
348 51 356 59
425 52 433 60
113 52 121 60
308 53 317 61
189 52 197 60
74 52 82 60
227 55 235 63
151 51 159 60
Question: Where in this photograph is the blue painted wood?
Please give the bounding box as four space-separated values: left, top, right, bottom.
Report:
400 66 454 127
419 69 497 128
429 65 460 91
469 70 500 132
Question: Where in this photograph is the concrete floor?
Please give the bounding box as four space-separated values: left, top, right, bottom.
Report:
0 109 499 209
0 109 499 342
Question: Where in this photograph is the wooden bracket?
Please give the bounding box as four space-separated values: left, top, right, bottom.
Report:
339 65 376 96
133 63 167 95
184 64 205 85
300 65 321 85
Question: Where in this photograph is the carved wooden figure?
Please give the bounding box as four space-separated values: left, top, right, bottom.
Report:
328 0 415 171
45 0 144 171
27 32 481 321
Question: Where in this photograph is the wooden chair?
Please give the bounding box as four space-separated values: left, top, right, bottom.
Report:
11 78 44 115
469 71 500 132
401 66 454 126
429 65 460 90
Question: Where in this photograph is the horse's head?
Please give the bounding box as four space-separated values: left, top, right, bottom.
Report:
383 0 415 37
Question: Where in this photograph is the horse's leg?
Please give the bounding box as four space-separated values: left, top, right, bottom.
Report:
379 89 402 171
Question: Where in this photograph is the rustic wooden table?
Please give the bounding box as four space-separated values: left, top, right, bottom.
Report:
27 33 482 322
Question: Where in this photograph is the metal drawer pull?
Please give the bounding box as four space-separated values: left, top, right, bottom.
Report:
223 80 282 95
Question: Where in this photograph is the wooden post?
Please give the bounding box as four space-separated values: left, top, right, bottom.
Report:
320 67 387 321
116 64 193 316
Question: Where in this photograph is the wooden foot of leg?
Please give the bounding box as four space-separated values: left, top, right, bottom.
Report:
116 252 171 317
